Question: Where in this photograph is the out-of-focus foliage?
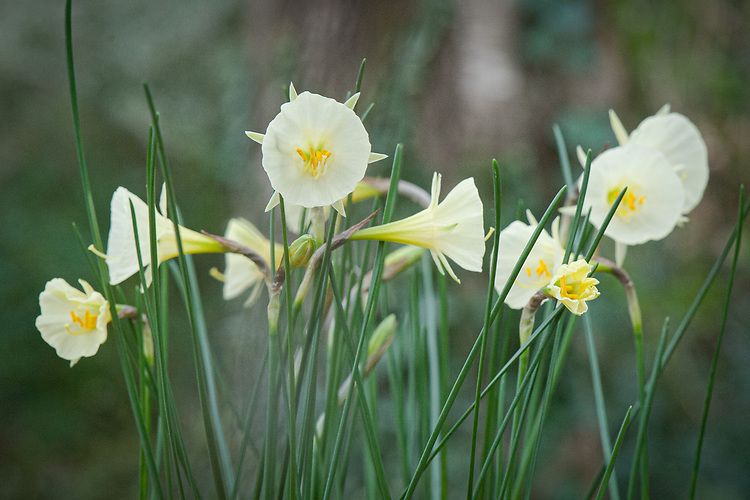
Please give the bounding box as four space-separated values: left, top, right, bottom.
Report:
1 0 748 497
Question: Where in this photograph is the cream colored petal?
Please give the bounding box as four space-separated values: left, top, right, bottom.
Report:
656 103 671 116
36 278 109 364
261 91 371 208
344 92 360 110
494 220 565 310
106 187 170 285
615 241 628 267
265 191 280 212
584 145 684 245
628 113 708 213
331 198 346 217
288 82 298 101
609 109 629 145
158 183 168 216
368 152 388 164
245 131 265 144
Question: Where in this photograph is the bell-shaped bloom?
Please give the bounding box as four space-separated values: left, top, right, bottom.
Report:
494 213 565 309
609 107 709 214
581 144 685 246
246 83 387 215
221 218 283 306
544 258 600 315
349 172 485 283
103 187 226 286
35 278 111 366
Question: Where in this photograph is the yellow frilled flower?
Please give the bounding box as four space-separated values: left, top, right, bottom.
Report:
349 172 485 283
544 259 600 315
35 278 111 366
103 187 225 286
494 212 565 309
220 218 283 307
246 83 388 216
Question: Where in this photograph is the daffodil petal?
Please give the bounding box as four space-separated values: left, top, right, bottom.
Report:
368 152 388 164
344 92 360 110
245 131 265 144
609 109 629 145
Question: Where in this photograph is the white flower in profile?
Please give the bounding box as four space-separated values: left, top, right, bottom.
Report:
220 218 282 306
35 278 111 366
582 144 685 246
350 172 485 283
609 106 709 214
246 83 388 216
103 186 225 286
544 258 600 316
494 212 565 309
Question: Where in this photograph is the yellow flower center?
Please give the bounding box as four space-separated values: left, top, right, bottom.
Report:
607 186 646 218
524 259 551 279
69 310 98 332
557 276 580 300
296 146 332 179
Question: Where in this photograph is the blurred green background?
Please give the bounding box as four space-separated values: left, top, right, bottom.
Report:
2 0 749 497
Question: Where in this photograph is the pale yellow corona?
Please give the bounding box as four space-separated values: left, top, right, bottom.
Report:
246 84 388 215
36 279 112 366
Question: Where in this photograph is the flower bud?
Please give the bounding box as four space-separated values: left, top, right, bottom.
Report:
289 234 316 267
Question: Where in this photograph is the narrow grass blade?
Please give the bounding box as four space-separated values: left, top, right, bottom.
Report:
596 406 633 500
689 186 745 498
584 314 620 500
144 84 232 498
322 144 403 500
401 185 568 499
553 124 573 190
467 159 502 498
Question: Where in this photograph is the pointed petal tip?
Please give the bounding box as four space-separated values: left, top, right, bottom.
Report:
332 199 346 217
265 192 280 212
608 109 629 145
344 92 360 110
245 131 265 144
368 152 388 164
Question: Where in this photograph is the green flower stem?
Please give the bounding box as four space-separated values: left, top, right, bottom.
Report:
508 292 545 486
263 287 281 500
595 257 647 494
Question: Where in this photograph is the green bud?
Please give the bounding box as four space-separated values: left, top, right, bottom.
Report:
289 234 316 267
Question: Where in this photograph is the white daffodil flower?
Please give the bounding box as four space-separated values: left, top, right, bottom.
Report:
581 144 685 246
350 172 485 283
35 278 111 366
609 108 709 214
221 218 282 307
103 187 225 286
494 212 565 309
246 84 388 216
544 258 600 315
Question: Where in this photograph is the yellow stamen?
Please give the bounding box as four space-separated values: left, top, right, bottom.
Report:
296 146 332 179
535 259 550 278
525 266 532 277
607 187 646 218
70 310 98 331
